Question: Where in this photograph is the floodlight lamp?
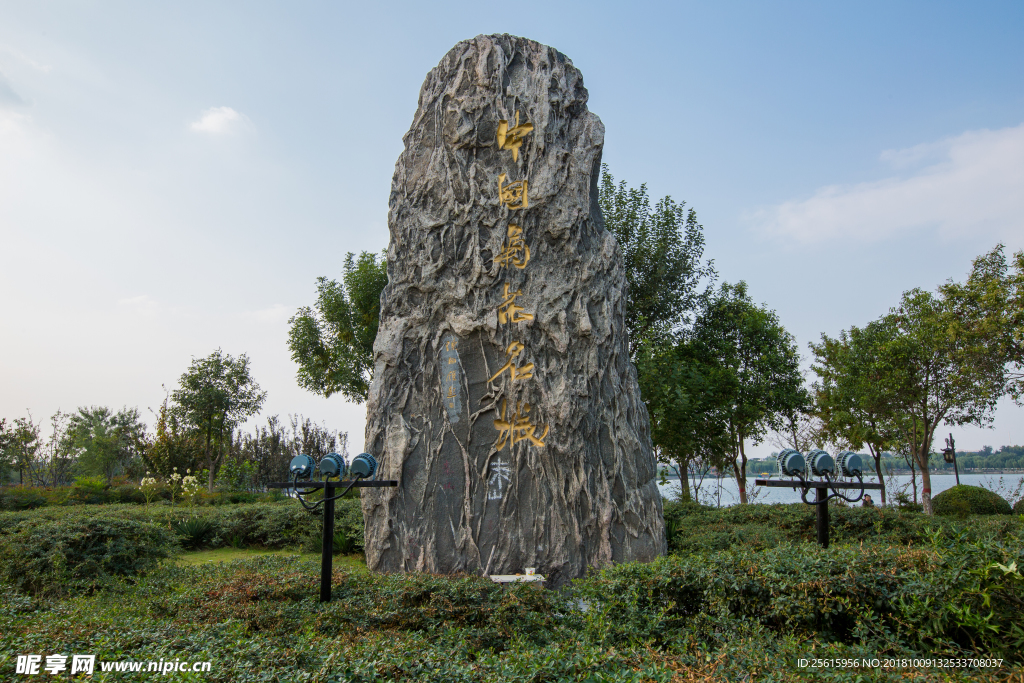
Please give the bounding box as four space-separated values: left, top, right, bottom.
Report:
836 451 863 477
350 452 378 479
319 453 346 479
777 449 806 477
805 450 835 477
290 454 315 478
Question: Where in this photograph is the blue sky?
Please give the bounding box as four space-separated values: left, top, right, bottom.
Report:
2 1 1022 457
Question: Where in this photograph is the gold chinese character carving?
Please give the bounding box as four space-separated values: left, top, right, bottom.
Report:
495 224 530 269
498 173 528 210
488 342 535 383
448 357 457 365
496 112 534 162
493 400 549 450
497 283 534 324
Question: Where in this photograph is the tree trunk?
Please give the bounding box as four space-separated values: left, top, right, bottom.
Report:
733 439 748 505
205 422 215 492
673 461 692 503
869 444 886 506
916 439 934 515
909 454 918 505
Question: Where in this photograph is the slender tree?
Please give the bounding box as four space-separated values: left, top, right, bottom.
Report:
635 335 734 501
145 398 204 478
690 282 807 504
171 349 267 491
811 319 905 506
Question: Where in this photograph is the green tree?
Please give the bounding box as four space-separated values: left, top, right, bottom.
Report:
878 286 1008 515
811 318 904 506
938 245 1024 401
690 282 807 504
145 398 204 478
0 419 11 483
635 336 733 502
821 246 1022 515
67 406 148 483
0 416 40 485
599 165 715 355
170 349 267 491
288 251 388 403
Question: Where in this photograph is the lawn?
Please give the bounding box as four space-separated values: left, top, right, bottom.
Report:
175 546 368 572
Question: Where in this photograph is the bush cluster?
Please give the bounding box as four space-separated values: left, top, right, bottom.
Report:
0 498 366 552
662 500 1022 553
932 485 1013 516
0 515 177 597
0 482 284 510
3 526 1022 681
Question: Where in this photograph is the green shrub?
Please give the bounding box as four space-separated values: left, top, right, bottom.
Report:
0 486 49 510
574 527 1024 661
662 501 941 552
1015 497 1024 515
933 485 1012 516
110 484 147 504
0 515 178 596
172 517 217 549
62 476 110 505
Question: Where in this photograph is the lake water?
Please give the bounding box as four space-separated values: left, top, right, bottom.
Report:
658 472 1024 506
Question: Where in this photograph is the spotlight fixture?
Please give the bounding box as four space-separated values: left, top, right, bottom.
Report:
777 449 806 477
804 449 835 477
319 452 347 479
350 452 378 479
836 451 863 477
289 454 315 478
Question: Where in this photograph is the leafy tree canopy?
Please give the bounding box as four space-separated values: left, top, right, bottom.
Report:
811 245 1023 514
691 281 807 503
640 281 806 503
67 406 148 483
288 251 388 403
171 349 266 491
598 165 715 354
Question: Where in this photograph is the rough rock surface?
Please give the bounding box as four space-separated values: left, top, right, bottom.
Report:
362 34 665 586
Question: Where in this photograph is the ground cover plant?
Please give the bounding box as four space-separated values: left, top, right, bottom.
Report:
2 501 1022 682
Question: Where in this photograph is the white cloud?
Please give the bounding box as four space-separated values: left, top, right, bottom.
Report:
754 123 1024 245
189 106 254 134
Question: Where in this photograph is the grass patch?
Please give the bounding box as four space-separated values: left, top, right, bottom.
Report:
176 547 367 572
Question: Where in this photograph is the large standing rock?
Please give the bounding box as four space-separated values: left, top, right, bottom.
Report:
362 34 665 586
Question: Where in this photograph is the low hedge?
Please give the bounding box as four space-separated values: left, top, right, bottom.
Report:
662 500 1022 553
932 485 1012 516
0 498 368 553
0 515 177 597
0 483 285 510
